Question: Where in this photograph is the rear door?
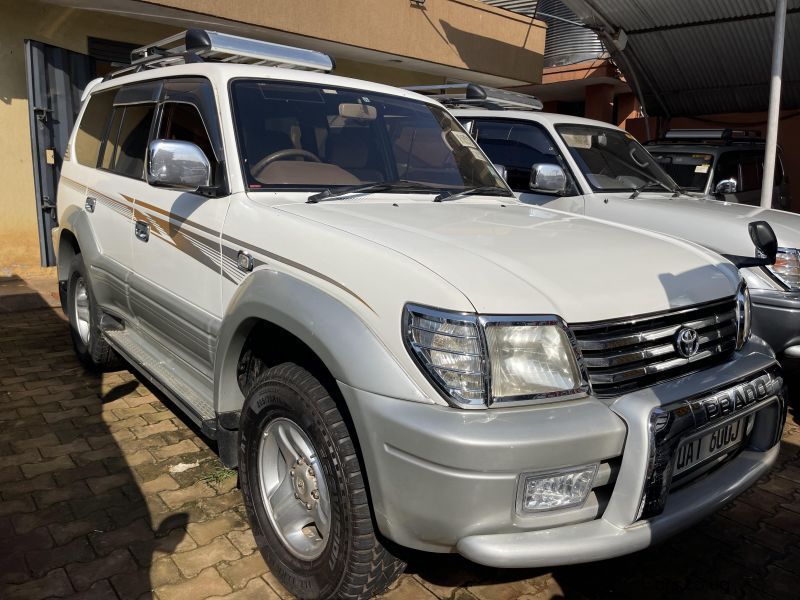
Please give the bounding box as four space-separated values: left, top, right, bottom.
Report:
130 77 229 378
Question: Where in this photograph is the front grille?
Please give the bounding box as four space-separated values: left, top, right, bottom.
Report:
572 297 738 398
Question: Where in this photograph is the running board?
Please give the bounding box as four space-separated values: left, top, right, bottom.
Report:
103 328 218 439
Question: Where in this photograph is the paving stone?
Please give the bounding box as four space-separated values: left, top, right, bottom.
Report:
218 552 268 589
2 567 74 599
21 454 74 478
62 578 117 600
139 473 179 494
160 480 216 509
1 473 56 497
227 529 258 556
11 433 59 452
33 481 91 509
208 577 281 600
49 513 114 546
40 439 91 458
380 576 439 600
0 449 41 469
66 548 137 591
129 527 197 567
172 536 241 577
89 518 154 556
25 536 95 576
187 512 248 546
155 566 232 600
132 421 177 439
85 472 130 495
153 439 200 461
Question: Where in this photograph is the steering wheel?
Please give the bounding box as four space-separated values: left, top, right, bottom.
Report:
251 148 321 175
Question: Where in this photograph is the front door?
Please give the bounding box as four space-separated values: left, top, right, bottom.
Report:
130 78 229 379
25 41 96 266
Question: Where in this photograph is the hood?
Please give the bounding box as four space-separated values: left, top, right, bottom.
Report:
276 197 740 323
598 192 800 256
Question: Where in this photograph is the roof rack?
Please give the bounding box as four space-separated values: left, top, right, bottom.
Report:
648 128 763 145
406 83 543 111
106 29 334 79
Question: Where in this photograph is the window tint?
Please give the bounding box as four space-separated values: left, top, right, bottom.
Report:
471 119 561 191
158 102 217 180
75 90 115 167
113 105 156 179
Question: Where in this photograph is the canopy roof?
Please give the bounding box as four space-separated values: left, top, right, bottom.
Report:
558 0 800 117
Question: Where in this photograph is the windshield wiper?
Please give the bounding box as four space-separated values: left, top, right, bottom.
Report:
434 185 513 202
307 180 445 203
629 179 678 199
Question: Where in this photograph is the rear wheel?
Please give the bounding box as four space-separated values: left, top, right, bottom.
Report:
239 362 405 599
66 254 121 371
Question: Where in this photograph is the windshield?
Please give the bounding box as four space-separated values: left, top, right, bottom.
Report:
556 124 678 193
650 151 714 192
231 80 506 193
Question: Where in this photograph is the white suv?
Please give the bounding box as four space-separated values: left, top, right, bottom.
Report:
55 31 786 600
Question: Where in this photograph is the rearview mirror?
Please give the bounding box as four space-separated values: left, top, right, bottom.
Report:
714 178 737 195
530 163 567 194
147 139 211 191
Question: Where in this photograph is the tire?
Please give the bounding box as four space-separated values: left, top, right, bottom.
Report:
239 362 405 600
66 254 122 371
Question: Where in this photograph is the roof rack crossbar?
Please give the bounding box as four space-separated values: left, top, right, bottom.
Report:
106 29 334 79
406 82 543 111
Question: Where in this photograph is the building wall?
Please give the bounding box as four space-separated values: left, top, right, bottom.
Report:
0 0 179 273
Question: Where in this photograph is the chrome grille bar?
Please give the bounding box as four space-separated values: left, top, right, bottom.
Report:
572 297 738 397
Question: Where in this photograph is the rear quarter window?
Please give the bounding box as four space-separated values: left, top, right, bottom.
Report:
74 90 115 167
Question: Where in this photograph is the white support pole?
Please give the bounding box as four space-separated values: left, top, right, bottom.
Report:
761 0 787 208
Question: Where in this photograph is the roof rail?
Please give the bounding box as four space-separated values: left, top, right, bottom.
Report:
406 83 543 111
105 29 334 79
661 128 762 142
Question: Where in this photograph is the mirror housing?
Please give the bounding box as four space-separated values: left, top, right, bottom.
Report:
147 139 211 191
530 163 567 194
721 220 778 268
714 178 737 195
493 163 507 181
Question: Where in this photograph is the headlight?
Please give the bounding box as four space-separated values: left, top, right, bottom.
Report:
735 281 751 350
767 248 800 289
404 304 587 408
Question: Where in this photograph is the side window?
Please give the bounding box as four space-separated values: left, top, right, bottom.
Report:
472 119 561 191
157 102 217 180
712 152 739 190
75 90 115 167
100 107 123 170
98 104 155 179
114 105 156 179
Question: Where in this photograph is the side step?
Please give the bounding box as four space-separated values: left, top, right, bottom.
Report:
103 328 218 438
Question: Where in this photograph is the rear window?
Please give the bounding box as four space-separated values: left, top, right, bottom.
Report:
75 90 115 167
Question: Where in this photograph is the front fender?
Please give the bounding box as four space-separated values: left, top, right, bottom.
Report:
214 267 429 415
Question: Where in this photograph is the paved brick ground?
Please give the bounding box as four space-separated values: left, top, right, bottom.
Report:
1 306 799 599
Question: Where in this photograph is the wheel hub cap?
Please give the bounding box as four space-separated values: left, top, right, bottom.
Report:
257 418 331 560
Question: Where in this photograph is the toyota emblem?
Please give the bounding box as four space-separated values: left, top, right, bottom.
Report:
675 327 700 358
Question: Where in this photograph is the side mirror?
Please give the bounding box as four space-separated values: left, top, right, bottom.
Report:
530 163 567 194
147 139 211 191
749 220 778 264
714 178 737 195
721 220 778 268
493 164 508 181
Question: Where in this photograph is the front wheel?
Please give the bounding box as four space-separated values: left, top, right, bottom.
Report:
239 363 405 599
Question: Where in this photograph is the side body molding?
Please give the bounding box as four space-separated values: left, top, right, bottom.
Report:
214 268 429 416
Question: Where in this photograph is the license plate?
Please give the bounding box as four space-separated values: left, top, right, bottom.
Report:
673 418 745 476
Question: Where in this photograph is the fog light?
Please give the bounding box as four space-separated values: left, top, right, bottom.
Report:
518 464 598 512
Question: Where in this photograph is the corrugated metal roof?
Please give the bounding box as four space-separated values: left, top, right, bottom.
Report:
483 0 606 67
561 0 800 116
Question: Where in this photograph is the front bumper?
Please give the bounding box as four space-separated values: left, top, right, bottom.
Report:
340 337 786 563
751 288 800 354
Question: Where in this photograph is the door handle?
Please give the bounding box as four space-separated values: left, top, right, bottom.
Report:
135 220 149 242
84 196 96 213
